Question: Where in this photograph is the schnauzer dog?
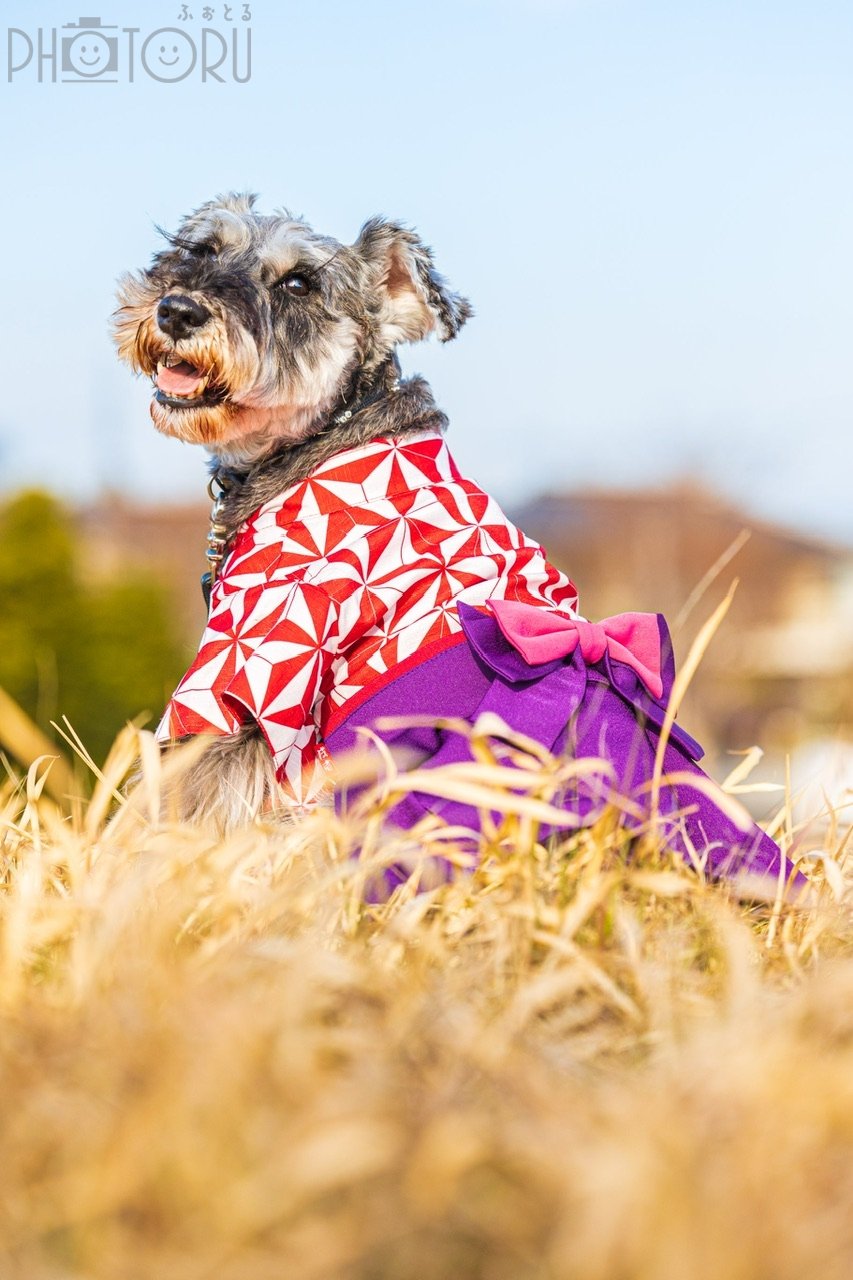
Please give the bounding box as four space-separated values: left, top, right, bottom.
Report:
113 192 793 892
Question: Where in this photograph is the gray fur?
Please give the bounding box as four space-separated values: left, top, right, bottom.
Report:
114 193 472 830
113 192 472 462
161 724 289 833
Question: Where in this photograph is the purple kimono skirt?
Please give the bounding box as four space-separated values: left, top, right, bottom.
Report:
325 601 801 893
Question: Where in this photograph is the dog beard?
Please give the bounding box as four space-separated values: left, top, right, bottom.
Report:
114 274 361 451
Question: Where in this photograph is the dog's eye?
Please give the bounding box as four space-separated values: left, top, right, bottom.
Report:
278 274 311 297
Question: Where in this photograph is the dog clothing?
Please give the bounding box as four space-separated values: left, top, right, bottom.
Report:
158 429 796 888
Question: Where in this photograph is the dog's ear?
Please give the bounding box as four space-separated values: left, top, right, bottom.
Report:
353 218 472 346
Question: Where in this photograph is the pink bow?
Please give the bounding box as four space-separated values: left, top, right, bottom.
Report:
488 600 664 700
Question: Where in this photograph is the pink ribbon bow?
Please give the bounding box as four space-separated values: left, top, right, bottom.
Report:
488 599 664 700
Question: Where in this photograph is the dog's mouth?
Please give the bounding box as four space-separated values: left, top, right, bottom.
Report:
154 356 226 409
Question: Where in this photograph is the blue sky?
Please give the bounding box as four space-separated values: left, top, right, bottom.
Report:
2 0 852 541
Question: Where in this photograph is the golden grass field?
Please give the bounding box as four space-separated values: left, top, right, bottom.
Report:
0 695 851 1280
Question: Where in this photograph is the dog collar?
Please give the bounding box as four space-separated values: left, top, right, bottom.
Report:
330 359 401 428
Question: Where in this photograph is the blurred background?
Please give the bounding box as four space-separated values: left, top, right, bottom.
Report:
1 0 851 813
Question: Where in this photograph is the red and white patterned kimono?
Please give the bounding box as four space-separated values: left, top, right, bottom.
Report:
157 431 579 803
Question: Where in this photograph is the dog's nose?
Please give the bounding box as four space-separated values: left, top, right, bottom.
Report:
156 294 210 339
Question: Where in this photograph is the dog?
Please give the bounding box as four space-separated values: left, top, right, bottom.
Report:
113 192 796 892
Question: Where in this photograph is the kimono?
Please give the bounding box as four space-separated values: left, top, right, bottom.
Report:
158 430 795 888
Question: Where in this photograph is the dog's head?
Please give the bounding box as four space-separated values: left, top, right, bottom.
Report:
112 192 471 454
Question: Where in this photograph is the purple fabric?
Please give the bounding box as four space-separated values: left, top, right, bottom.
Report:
489 600 666 699
326 604 801 893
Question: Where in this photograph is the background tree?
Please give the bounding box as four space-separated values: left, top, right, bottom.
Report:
0 491 186 765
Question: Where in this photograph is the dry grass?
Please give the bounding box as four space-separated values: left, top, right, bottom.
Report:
0 712 851 1280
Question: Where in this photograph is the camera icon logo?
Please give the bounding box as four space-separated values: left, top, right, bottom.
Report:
61 16 119 81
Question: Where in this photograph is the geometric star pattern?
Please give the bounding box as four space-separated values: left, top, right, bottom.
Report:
157 431 579 804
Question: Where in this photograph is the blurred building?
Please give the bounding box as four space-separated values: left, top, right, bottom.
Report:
512 482 853 764
76 495 211 648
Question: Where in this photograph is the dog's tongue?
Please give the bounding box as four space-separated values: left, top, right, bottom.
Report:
157 361 205 396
